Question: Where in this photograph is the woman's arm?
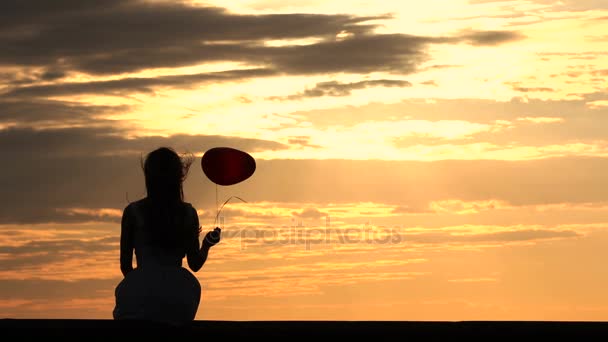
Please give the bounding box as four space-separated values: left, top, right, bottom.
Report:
188 240 210 273
119 205 134 277
186 207 220 272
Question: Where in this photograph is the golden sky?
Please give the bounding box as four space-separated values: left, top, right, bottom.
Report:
1 0 608 320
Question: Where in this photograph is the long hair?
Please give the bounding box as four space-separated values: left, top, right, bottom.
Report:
141 147 193 249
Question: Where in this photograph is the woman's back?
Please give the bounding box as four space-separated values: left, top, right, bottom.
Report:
126 198 198 269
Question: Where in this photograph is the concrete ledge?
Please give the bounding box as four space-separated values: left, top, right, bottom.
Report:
3 319 608 338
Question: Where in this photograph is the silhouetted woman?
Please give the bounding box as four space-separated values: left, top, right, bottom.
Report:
113 147 221 324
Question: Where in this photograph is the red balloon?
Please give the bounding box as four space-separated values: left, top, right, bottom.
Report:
201 147 256 186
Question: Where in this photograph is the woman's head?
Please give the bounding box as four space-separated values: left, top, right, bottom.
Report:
143 147 193 203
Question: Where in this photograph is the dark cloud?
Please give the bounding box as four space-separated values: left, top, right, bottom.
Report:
421 80 438 86
0 0 383 74
270 79 412 100
0 126 286 157
0 253 68 270
12 207 128 225
3 68 277 98
0 278 118 300
0 69 68 86
0 126 285 224
0 0 522 80
39 69 67 81
7 119 608 224
266 34 430 75
0 237 117 270
0 99 130 126
0 0 381 40
265 31 518 75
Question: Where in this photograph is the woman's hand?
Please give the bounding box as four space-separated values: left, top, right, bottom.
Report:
203 227 221 248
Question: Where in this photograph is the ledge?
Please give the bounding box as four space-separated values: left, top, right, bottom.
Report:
3 319 608 338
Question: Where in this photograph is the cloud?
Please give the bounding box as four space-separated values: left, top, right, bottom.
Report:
233 157 608 207
592 69 608 76
587 100 608 109
287 136 322 149
447 277 498 283
510 86 554 92
0 126 286 157
456 29 525 46
421 64 463 70
469 0 608 11
399 229 581 245
5 134 608 224
0 99 130 127
0 236 118 269
5 92 608 224
538 52 608 58
0 0 523 81
3 68 278 98
0 125 285 223
55 208 122 222
0 0 385 74
505 80 556 93
391 205 434 214
259 34 430 75
0 278 118 300
265 31 521 75
40 69 66 81
293 208 327 219
392 134 469 147
464 229 580 242
538 0 608 11
0 69 68 86
0 234 119 273
270 79 412 100
516 117 564 124
287 94 608 145
214 207 284 221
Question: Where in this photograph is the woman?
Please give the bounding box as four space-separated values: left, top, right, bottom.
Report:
113 147 221 323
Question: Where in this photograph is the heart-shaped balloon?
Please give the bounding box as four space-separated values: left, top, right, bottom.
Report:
201 147 256 186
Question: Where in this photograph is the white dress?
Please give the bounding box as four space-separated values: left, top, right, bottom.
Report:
113 201 201 324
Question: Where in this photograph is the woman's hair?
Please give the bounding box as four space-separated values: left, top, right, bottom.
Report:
143 147 192 203
141 147 194 249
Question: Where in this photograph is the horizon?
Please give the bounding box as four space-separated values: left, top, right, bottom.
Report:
2 0 608 321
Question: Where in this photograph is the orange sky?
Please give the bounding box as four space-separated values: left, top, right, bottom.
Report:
2 0 608 320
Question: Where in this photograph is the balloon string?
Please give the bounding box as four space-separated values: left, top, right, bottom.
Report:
214 195 247 227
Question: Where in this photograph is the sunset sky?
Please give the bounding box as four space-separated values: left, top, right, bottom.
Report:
2 0 608 321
